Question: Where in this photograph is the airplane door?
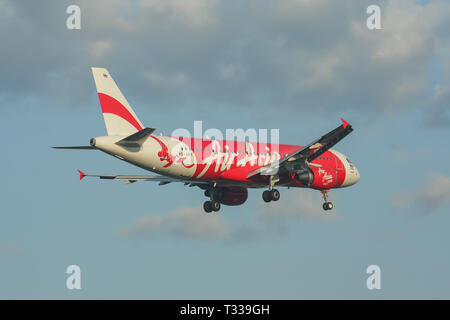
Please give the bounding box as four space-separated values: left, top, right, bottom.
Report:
334 151 345 185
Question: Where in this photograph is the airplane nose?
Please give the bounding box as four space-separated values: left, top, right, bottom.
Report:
342 163 360 187
354 166 360 183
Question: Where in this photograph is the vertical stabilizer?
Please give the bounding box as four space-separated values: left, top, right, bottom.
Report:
91 67 144 136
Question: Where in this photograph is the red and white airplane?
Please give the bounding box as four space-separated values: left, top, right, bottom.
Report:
55 68 359 213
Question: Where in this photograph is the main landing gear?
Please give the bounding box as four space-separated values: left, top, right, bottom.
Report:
321 190 333 211
262 189 280 202
203 200 220 213
203 187 222 213
262 175 281 203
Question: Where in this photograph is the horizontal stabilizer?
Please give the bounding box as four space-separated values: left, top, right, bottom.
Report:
116 127 155 146
77 169 86 180
52 146 96 150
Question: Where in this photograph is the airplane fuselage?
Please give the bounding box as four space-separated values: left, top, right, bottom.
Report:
91 135 360 190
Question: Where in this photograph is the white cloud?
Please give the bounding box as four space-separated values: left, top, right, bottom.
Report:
80 0 133 32
432 84 450 103
138 0 219 29
120 206 228 241
217 63 246 83
293 53 341 90
2 0 450 122
391 173 450 214
144 71 190 89
257 189 339 223
119 189 339 243
372 1 433 63
0 244 25 261
88 40 115 60
0 0 15 17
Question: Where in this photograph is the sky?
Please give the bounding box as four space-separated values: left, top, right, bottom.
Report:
1 0 450 299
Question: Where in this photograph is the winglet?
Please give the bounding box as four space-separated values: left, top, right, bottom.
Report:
341 118 350 129
77 169 86 180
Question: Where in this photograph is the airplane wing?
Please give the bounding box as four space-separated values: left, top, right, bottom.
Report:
248 118 353 177
76 169 209 186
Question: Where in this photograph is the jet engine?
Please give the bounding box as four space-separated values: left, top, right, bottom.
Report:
294 168 314 186
295 166 338 188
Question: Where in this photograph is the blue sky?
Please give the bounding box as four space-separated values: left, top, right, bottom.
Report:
1 0 450 299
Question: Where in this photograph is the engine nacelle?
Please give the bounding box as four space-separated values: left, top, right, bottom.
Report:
295 167 337 188
219 187 248 206
295 168 314 186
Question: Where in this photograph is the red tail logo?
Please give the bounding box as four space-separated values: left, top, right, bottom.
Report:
150 136 173 168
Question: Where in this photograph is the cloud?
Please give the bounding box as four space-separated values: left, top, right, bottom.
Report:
0 244 26 261
256 189 339 234
120 190 337 243
391 173 450 214
120 206 228 241
88 40 115 59
137 0 219 29
0 0 15 17
423 61 450 127
225 223 261 244
144 70 190 90
1 0 450 120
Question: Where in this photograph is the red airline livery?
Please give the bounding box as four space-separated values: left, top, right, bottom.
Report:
55 68 360 213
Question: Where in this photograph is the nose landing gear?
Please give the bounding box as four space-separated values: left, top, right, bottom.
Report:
321 190 333 211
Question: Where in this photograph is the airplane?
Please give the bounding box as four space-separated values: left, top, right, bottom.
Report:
54 67 360 213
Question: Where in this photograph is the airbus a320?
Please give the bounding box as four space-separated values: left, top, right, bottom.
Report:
54 68 360 213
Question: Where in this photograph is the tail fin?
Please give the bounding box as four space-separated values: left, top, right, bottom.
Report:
91 67 144 136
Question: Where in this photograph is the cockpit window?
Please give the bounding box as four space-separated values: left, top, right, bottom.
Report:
347 157 355 169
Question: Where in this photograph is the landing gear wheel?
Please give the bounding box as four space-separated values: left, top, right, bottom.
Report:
211 200 221 212
326 202 333 210
270 189 280 201
262 190 271 202
322 202 333 211
203 201 212 213
204 190 210 197
320 190 333 211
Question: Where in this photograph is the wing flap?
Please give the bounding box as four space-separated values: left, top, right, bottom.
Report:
76 170 209 185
